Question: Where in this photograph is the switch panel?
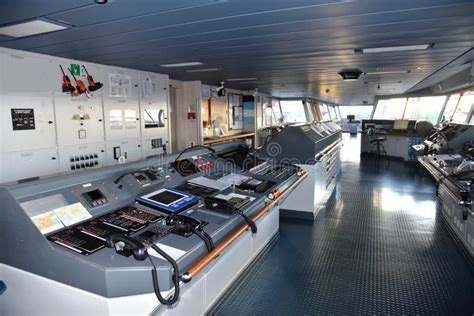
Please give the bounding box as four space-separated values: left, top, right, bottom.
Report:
54 96 104 146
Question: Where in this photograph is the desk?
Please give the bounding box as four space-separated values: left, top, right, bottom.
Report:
203 132 255 147
361 131 422 161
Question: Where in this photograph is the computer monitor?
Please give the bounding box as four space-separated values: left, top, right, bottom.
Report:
347 115 355 120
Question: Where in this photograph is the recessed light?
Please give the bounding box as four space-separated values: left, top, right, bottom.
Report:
226 78 257 81
417 66 422 70
364 70 411 75
0 19 70 38
355 44 432 54
186 68 221 73
160 62 203 67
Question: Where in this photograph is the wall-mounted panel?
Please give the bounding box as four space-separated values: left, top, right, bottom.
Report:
103 98 140 141
57 143 106 173
0 95 56 154
0 52 58 94
105 139 142 165
54 96 104 146
0 148 59 184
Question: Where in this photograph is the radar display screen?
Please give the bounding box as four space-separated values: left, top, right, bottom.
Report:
148 190 185 206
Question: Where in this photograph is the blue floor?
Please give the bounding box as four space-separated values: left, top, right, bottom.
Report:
210 134 474 315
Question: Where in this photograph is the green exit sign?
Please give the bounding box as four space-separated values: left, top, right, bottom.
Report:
70 64 81 76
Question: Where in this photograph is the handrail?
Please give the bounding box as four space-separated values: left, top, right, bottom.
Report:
180 171 308 282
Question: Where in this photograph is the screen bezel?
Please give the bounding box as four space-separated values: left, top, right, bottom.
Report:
140 188 187 207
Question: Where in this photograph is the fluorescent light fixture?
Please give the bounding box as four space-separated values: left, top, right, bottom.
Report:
0 19 69 38
226 78 257 81
160 62 203 67
364 70 411 75
355 44 432 54
186 68 221 73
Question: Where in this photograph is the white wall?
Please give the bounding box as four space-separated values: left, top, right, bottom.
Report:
0 47 170 184
169 80 202 151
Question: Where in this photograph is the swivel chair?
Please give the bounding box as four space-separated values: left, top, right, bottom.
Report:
367 128 389 160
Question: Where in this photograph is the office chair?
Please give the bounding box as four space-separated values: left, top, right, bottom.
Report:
367 128 389 160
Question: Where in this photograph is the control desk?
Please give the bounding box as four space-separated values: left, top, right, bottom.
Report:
0 141 305 315
419 138 474 258
259 121 342 219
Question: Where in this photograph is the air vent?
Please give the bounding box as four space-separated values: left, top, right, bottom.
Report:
338 70 363 81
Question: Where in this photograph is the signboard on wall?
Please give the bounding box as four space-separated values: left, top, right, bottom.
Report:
11 108 35 130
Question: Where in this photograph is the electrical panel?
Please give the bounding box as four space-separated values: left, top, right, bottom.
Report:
58 143 106 173
0 95 57 154
140 100 168 138
0 148 59 184
105 139 142 165
103 98 140 141
54 96 105 146
141 136 168 158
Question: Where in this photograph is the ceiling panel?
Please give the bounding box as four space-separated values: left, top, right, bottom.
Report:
1 0 473 104
0 0 93 26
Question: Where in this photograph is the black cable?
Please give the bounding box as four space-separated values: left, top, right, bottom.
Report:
192 228 215 252
236 209 258 234
203 197 258 234
148 243 180 306
174 145 215 164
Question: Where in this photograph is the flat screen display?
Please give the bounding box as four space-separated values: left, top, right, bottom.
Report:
148 190 185 206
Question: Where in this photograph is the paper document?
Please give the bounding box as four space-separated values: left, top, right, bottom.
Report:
30 211 64 235
219 173 252 185
148 243 187 261
188 176 231 190
53 202 92 226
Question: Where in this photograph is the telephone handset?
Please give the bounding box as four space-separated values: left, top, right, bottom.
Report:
165 214 202 234
105 234 147 260
106 234 180 305
166 214 215 252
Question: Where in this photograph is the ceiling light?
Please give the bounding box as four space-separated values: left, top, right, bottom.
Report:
160 62 203 67
226 78 257 81
186 68 221 73
355 44 432 54
364 70 411 75
0 19 70 38
95 0 108 3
